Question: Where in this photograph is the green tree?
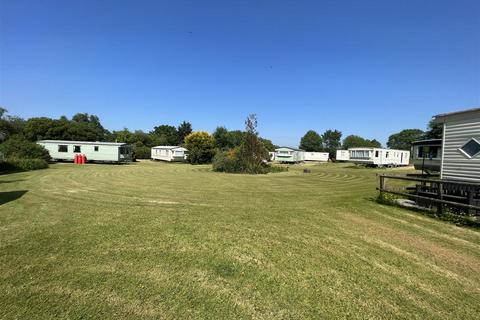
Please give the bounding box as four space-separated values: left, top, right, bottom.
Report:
299 130 323 151
368 139 382 148
423 119 443 139
342 135 382 149
151 125 178 145
322 129 342 159
109 129 155 159
23 117 57 141
0 108 25 141
184 131 215 164
0 135 50 161
238 114 269 172
259 138 276 152
213 126 232 150
177 121 192 145
387 129 424 150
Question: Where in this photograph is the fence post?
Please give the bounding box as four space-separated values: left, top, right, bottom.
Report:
468 191 475 215
437 181 443 214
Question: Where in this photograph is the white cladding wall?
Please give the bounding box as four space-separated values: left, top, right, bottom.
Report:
441 115 480 182
336 150 349 161
304 152 329 161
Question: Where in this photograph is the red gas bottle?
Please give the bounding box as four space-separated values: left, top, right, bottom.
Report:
74 154 78 164
82 154 87 164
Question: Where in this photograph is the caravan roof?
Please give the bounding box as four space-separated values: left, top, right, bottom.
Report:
38 140 128 146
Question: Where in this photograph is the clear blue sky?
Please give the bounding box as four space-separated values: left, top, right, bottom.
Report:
1 0 479 147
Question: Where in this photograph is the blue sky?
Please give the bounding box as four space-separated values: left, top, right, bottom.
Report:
1 0 479 147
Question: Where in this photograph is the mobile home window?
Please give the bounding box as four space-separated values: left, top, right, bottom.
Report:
58 145 68 152
385 152 389 158
74 145 81 153
351 150 370 158
375 151 379 157
94 146 99 152
459 139 480 158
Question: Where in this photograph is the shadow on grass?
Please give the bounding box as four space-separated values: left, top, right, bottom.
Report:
0 179 26 184
0 190 28 205
367 196 480 229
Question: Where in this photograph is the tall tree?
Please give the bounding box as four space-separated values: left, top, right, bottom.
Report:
387 129 424 150
239 114 268 168
322 129 342 159
0 108 25 141
213 126 232 150
342 135 382 149
423 119 443 139
368 139 382 148
177 121 192 145
151 125 178 145
299 130 323 151
23 117 57 141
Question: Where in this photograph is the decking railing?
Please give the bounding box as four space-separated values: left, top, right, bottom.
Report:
378 174 480 215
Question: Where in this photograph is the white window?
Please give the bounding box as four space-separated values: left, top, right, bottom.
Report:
459 138 480 158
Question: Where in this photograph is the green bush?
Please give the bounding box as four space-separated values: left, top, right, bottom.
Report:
212 149 243 173
212 149 287 174
1 158 49 172
268 165 288 173
0 135 50 161
184 131 215 164
134 145 151 159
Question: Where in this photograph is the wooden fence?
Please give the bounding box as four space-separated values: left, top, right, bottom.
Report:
378 174 480 215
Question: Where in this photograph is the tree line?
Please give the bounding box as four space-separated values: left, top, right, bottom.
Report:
0 108 277 170
298 120 442 159
0 106 442 170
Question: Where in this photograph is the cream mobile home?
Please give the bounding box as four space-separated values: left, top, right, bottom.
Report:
336 150 350 162
151 146 188 162
304 152 329 162
37 140 132 163
274 147 305 163
349 148 410 167
433 108 480 183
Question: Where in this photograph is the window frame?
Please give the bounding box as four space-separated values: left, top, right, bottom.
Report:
458 138 480 159
58 145 68 153
94 146 99 152
73 145 81 153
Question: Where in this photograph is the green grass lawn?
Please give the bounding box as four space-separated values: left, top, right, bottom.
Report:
1 161 479 319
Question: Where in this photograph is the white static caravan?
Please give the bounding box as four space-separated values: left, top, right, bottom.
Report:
433 108 480 183
336 150 350 162
151 146 188 162
349 148 410 167
274 147 305 163
304 152 329 162
37 140 132 163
